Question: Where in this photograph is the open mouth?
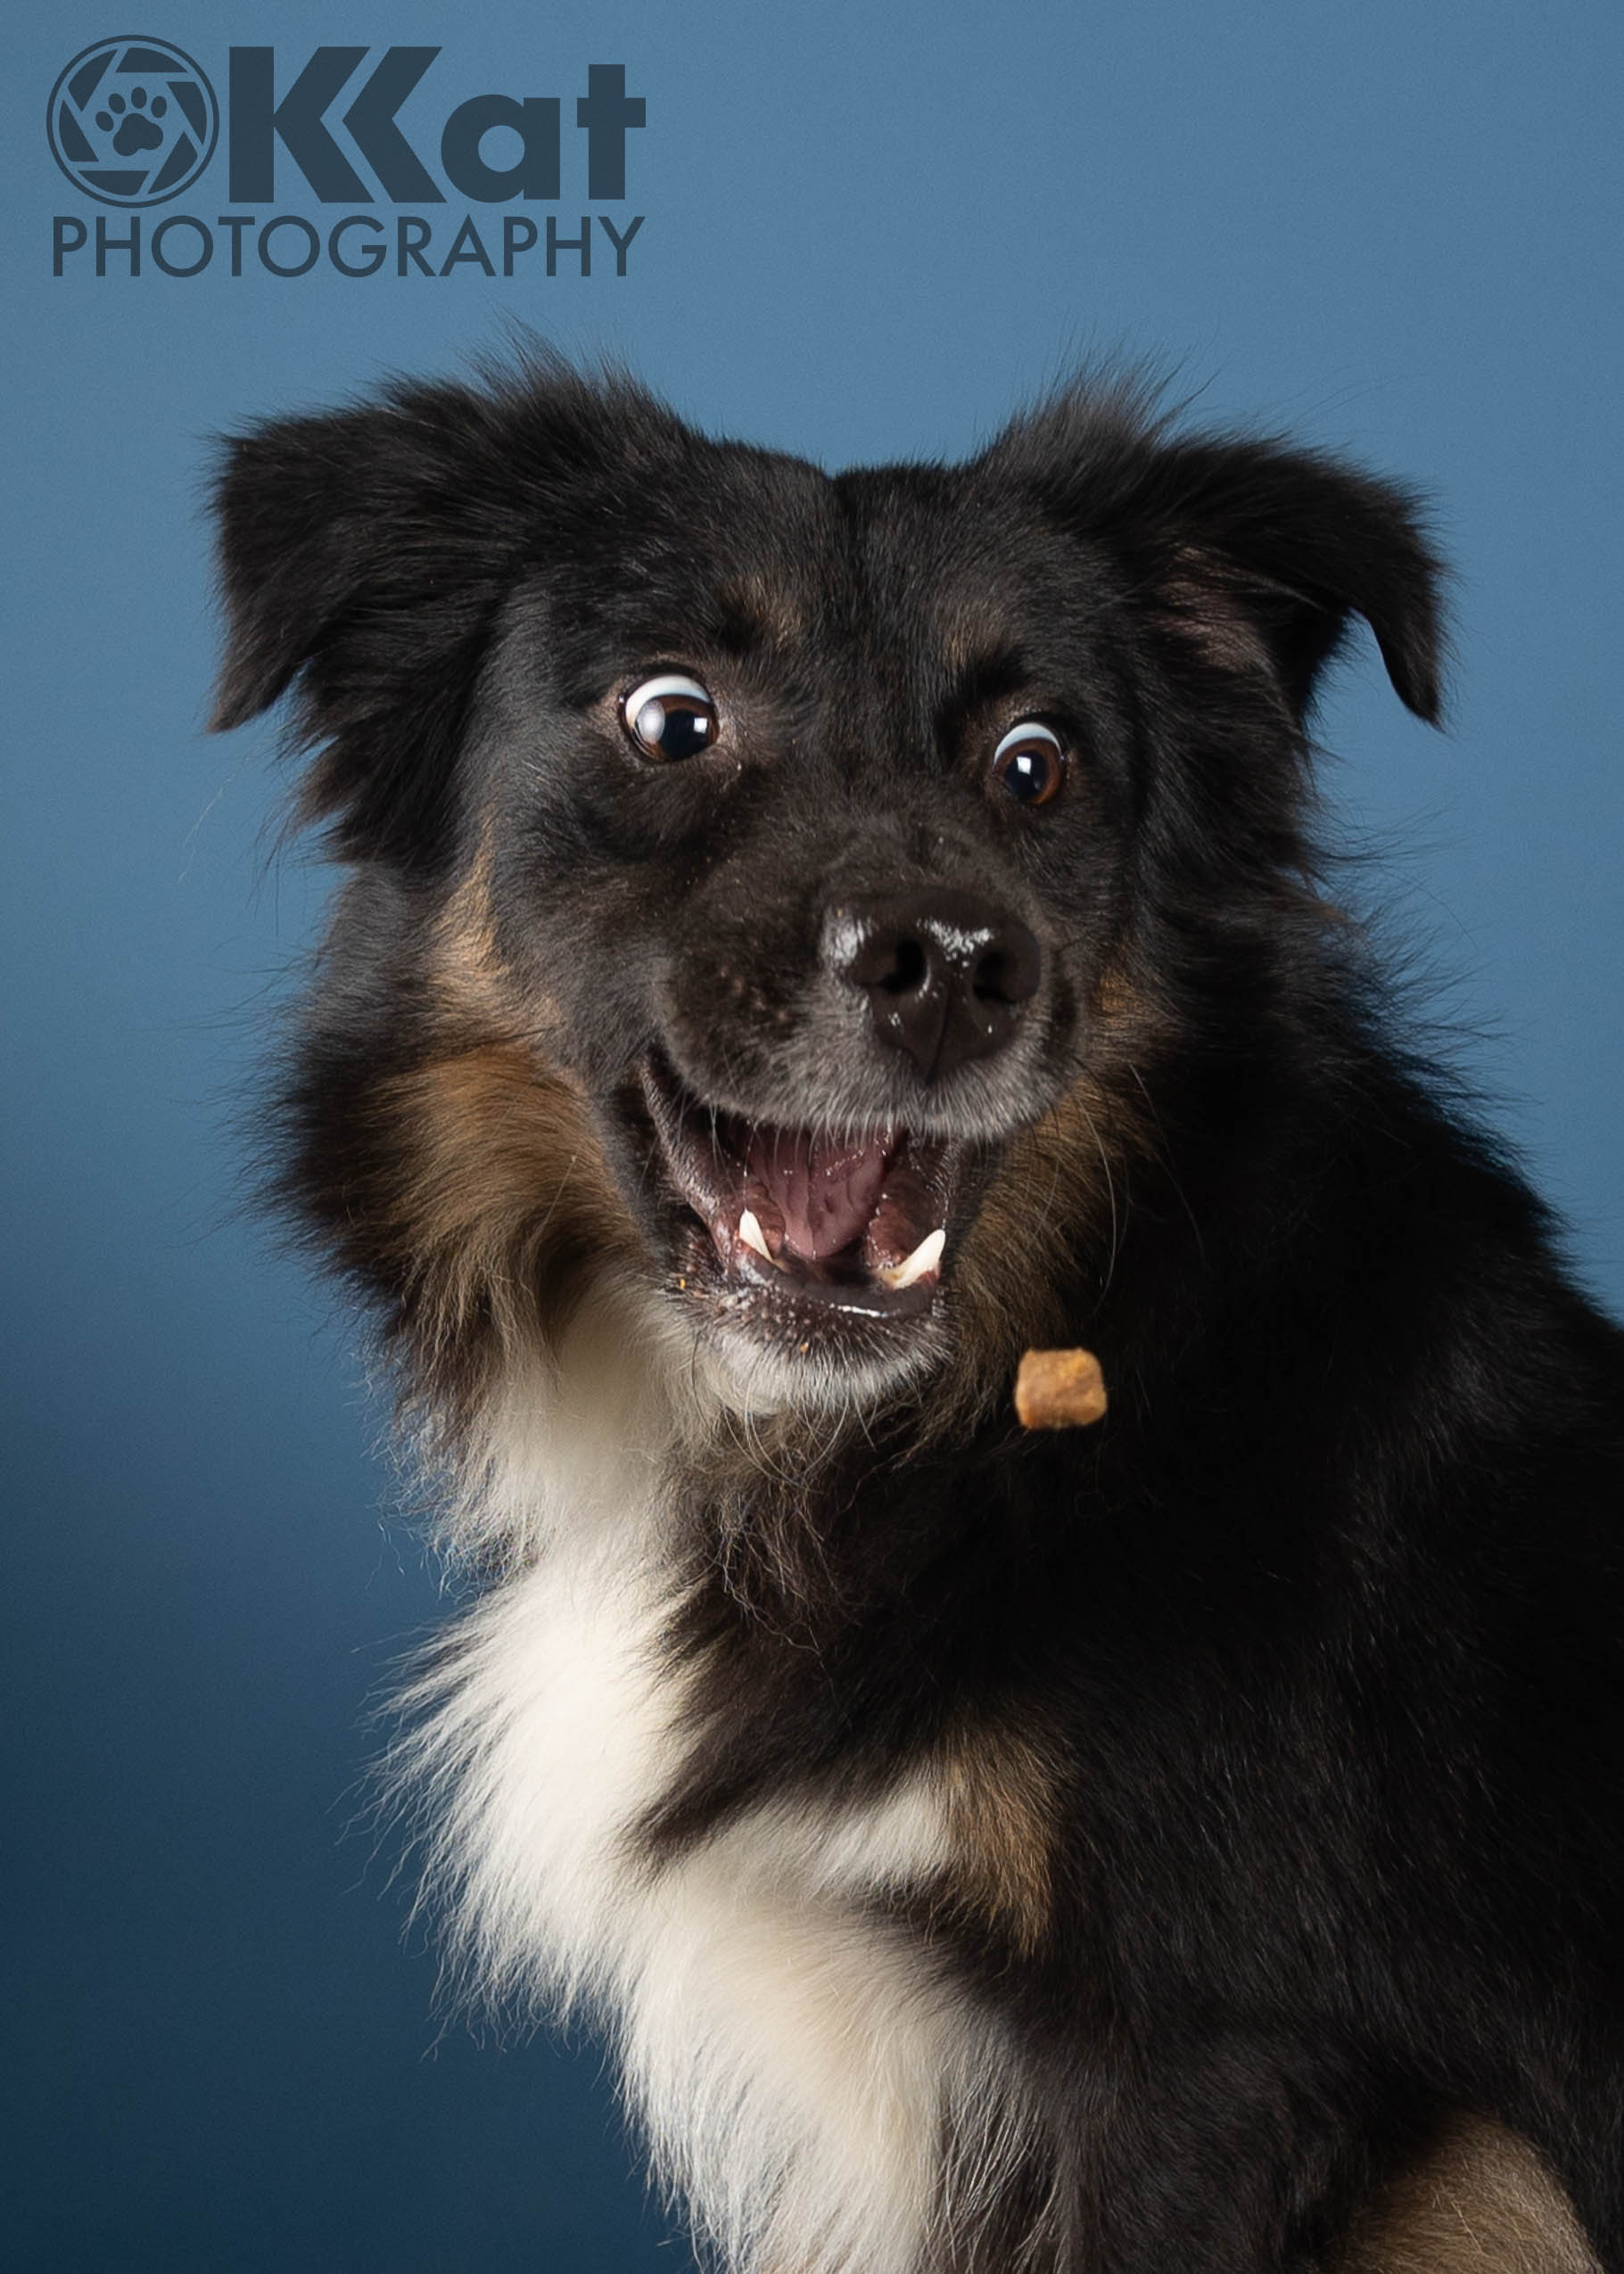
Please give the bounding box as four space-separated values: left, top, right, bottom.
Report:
639 1058 964 1322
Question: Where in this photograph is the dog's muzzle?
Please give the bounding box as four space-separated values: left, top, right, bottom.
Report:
623 874 1051 1374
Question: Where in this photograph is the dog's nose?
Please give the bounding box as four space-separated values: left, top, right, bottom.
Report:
823 888 1042 1082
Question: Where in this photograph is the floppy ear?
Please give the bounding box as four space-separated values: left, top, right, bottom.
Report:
1136 432 1447 725
991 390 1447 727
210 384 511 865
210 358 662 865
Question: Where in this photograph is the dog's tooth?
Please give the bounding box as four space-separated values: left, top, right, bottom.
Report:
883 1227 946 1290
738 1207 773 1262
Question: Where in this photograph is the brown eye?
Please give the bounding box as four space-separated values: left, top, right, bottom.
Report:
991 721 1066 806
620 673 720 762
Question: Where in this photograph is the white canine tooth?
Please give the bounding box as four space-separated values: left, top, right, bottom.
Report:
884 1226 946 1290
738 1207 772 1262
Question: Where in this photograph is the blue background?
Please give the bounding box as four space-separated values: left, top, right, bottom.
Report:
4 4 1620 2267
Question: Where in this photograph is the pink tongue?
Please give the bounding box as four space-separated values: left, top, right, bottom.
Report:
746 1129 891 1262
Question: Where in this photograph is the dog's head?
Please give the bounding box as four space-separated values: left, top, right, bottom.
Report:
213 356 1442 1433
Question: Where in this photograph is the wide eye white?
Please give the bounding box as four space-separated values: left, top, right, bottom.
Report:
621 673 720 762
991 721 1067 806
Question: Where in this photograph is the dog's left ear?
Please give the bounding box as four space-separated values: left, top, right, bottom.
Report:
994 396 1447 726
1136 431 1447 725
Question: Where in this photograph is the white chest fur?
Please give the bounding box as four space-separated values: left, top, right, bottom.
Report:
394 1304 1026 2274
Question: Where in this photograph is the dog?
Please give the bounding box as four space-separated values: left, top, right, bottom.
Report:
211 353 1622 2273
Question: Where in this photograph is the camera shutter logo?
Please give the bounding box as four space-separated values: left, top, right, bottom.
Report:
48 37 218 207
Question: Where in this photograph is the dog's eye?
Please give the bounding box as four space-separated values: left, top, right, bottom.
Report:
620 674 720 762
990 721 1066 807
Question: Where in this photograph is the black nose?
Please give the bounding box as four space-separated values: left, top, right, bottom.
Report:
823 888 1042 1082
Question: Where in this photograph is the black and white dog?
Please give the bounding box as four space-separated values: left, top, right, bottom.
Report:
212 355 1622 2273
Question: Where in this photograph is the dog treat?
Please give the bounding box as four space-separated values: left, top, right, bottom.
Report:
1015 1347 1108 1429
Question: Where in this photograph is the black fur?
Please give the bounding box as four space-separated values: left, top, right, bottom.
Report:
214 353 1624 2272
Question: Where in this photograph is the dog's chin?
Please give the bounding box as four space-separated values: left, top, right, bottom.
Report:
619 1053 990 1414
695 1305 952 1419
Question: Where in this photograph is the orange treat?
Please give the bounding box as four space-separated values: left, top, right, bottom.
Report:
1014 1347 1108 1429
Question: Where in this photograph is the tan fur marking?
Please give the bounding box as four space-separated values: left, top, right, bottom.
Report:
938 1725 1059 1957
716 570 805 647
430 838 514 1025
1334 2116 1599 2274
1089 964 1163 1037
936 615 1008 683
386 1044 636 1369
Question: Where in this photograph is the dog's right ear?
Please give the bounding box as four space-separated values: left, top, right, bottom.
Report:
210 386 499 865
211 402 395 737
210 361 661 866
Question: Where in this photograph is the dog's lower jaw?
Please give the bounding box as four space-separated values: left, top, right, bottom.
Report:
690 1297 954 1421
390 1284 1035 2274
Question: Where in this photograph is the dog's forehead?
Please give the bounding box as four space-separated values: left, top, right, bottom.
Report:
590 436 1087 681
837 469 1069 653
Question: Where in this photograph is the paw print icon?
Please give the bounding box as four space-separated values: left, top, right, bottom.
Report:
48 37 218 207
